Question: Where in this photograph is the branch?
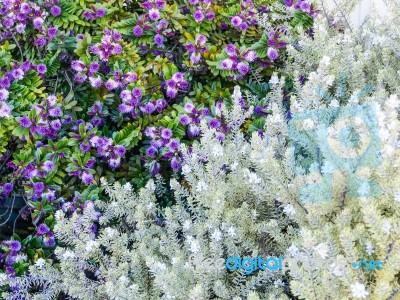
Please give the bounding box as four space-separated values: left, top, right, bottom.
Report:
332 0 353 32
11 33 24 60
0 193 16 227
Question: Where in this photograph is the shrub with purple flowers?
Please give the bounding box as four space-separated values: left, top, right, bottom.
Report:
0 0 315 282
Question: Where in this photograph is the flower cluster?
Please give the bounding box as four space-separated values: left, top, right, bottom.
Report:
90 29 123 62
229 0 258 31
0 60 36 118
83 6 107 20
285 0 318 18
36 223 55 247
187 0 215 23
0 182 13 197
184 34 208 65
0 240 24 277
18 95 65 139
144 126 182 173
119 87 168 117
164 72 189 98
87 101 108 127
220 44 257 79
179 102 210 137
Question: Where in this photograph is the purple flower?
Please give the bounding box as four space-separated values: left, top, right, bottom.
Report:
105 78 119 90
50 6 62 17
205 11 215 20
225 44 237 56
43 233 55 247
188 125 200 137
96 8 106 18
216 132 225 142
47 27 58 38
231 16 242 27
168 139 180 151
20 3 30 14
37 223 50 235
133 25 143 37
179 115 191 125
148 8 160 21
120 90 132 101
220 58 234 70
0 77 10 89
300 1 311 12
284 0 293 6
145 127 157 138
114 145 126 156
49 107 62 117
189 0 199 4
196 34 207 46
172 72 184 82
36 64 47 75
43 161 55 172
0 89 9 101
239 22 248 31
85 158 96 168
112 44 123 55
166 79 176 88
146 146 157 158
154 34 164 47
33 17 43 30
243 50 257 62
161 128 173 139
82 171 94 185
36 37 47 47
83 11 94 20
74 73 87 83
171 157 181 170
89 62 100 73
2 183 13 195
190 53 201 64
193 9 204 22
140 102 156 114
11 68 24 80
89 77 103 88
166 88 177 98
119 104 132 113
132 87 142 98
179 80 188 88
16 23 26 33
33 182 45 193
125 72 138 83
80 142 91 152
50 119 62 130
156 98 167 109
267 47 278 60
71 60 86 72
209 118 221 128
0 102 11 118
155 0 165 8
184 103 195 113
9 241 21 252
237 62 250 75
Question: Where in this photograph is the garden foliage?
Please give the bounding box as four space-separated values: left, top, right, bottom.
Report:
3 0 400 299
0 0 315 278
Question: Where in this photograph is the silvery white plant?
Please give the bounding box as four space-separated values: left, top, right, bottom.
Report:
3 86 300 300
